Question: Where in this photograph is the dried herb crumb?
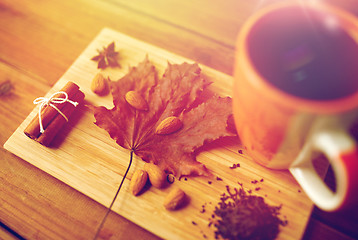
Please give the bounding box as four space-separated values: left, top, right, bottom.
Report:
260 178 264 182
216 177 223 181
298 189 301 193
255 187 261 191
208 181 212 185
229 163 240 169
212 185 287 240
238 149 243 154
192 221 198 226
200 205 206 213
251 180 258 184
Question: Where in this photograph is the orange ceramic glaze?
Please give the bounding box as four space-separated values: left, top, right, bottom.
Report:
233 65 295 166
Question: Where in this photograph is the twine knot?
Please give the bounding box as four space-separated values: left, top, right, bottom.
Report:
33 91 78 133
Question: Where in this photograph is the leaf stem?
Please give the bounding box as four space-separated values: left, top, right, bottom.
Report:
93 150 134 240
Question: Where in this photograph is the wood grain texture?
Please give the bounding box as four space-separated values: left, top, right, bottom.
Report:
5 28 313 240
1 0 358 239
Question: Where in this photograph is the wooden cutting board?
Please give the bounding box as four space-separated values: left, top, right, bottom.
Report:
4 28 315 240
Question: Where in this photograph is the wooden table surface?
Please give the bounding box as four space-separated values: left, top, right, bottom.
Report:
1 0 358 239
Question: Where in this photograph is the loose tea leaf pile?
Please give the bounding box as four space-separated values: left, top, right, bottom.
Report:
91 57 236 177
213 185 287 240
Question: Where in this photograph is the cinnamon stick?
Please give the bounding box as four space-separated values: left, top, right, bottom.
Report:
24 82 79 139
36 90 85 146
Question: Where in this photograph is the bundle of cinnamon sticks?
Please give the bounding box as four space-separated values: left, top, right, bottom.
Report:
24 81 85 147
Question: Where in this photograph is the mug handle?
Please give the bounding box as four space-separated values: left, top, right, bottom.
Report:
289 129 358 211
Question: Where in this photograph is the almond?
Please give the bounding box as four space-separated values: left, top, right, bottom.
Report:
125 91 148 111
164 187 186 210
129 169 148 196
91 73 108 95
155 116 183 135
144 163 166 188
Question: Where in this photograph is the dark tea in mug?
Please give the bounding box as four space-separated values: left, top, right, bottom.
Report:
247 6 358 100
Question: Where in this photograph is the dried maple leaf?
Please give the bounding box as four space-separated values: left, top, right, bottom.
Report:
91 57 236 177
91 41 120 69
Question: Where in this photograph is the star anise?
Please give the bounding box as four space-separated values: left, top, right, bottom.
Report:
91 41 120 69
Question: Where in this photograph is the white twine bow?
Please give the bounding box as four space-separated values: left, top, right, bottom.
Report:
33 91 79 133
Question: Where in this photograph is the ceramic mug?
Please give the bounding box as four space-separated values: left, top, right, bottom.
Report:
232 1 358 211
